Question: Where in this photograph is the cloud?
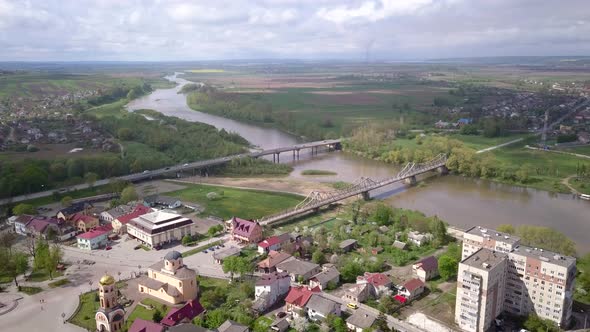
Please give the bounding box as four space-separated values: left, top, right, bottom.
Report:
0 0 589 61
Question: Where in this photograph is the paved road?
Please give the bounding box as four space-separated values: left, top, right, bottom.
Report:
476 137 525 154
0 139 341 207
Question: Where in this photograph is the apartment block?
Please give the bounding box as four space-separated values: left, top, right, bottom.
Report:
456 227 576 331
456 249 507 332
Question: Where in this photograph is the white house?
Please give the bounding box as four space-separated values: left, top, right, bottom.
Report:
306 294 341 322
76 225 112 250
14 215 34 236
253 271 291 312
346 310 376 332
257 233 291 254
407 231 433 247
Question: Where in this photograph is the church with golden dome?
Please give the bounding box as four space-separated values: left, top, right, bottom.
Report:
95 274 125 332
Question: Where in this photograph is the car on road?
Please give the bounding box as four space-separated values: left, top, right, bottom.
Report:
142 170 150 173
134 245 142 250
183 163 189 166
105 246 112 250
347 303 359 310
203 249 208 253
276 312 287 318
165 167 170 170
219 244 225 248
209 247 215 251
154 245 162 251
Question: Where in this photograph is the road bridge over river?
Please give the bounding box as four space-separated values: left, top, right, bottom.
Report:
259 154 448 225
0 139 342 206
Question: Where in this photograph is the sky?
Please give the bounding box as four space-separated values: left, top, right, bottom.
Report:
1 0 590 61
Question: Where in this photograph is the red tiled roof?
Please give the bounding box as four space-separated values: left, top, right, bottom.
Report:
117 205 152 224
359 273 392 287
284 286 320 308
414 256 438 272
231 217 261 239
26 218 51 233
76 225 112 240
160 298 204 327
403 278 425 292
128 318 164 332
258 233 289 248
70 213 98 225
257 251 292 269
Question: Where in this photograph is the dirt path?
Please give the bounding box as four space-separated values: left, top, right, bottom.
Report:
562 175 583 195
172 176 335 196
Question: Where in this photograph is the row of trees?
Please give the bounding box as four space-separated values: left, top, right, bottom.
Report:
496 224 577 256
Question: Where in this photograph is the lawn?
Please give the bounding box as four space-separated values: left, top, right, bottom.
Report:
69 291 99 330
491 143 589 192
301 169 337 176
125 298 171 330
48 278 70 288
166 182 303 220
19 286 43 295
27 269 64 282
198 276 230 292
560 145 590 156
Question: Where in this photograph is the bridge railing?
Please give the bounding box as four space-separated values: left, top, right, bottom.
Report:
259 154 447 224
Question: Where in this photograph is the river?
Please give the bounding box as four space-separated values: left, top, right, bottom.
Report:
127 73 590 253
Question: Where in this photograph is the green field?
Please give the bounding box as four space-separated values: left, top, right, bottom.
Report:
560 145 590 156
301 169 337 176
453 133 529 151
69 292 99 330
166 182 303 220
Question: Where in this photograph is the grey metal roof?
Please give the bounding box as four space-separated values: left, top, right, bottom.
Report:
310 267 340 284
165 251 183 261
339 239 357 249
305 294 339 314
276 258 319 276
217 320 249 332
168 323 213 332
346 310 376 329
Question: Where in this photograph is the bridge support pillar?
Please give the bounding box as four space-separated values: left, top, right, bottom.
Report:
437 165 449 175
296 149 300 160
276 153 280 163
405 176 417 186
361 191 371 201
293 150 296 161
334 142 342 151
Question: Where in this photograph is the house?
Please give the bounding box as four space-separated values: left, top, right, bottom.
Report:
128 318 165 332
339 239 358 252
25 216 51 238
112 204 152 235
100 205 134 223
456 118 472 126
14 215 34 236
76 225 112 250
407 231 433 247
308 265 340 290
253 271 291 312
217 320 249 332
145 195 183 209
160 298 205 327
227 217 263 244
398 278 425 301
346 310 376 332
213 246 241 265
276 258 321 282
168 324 214 332
257 251 293 273
357 272 392 297
378 226 389 233
412 256 439 282
284 286 320 318
270 318 290 332
257 233 291 254
57 202 92 220
45 217 77 241
306 294 341 322
69 213 99 232
342 283 372 304
393 240 407 250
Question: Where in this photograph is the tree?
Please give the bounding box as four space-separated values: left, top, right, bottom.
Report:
222 256 252 281
459 124 478 135
60 196 73 207
430 217 447 246
0 232 17 252
327 315 347 332
204 309 229 329
207 225 224 237
438 255 459 280
13 203 36 216
45 245 62 280
0 249 29 287
497 224 515 234
374 312 391 332
181 235 192 246
516 164 532 183
371 203 394 226
117 127 134 140
120 185 138 203
515 225 576 256
152 308 163 323
523 314 559 332
312 249 326 265
45 227 58 242
340 259 364 283
84 172 98 188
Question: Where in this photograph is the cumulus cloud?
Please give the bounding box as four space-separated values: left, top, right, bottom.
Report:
0 0 589 61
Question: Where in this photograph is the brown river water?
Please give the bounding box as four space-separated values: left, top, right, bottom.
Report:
127 73 590 254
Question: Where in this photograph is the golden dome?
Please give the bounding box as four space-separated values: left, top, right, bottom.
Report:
99 274 115 286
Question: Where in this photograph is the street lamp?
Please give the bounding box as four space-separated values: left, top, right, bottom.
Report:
61 312 66 324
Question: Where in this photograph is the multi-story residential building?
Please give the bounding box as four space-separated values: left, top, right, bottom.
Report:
456 227 576 331
455 248 507 332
